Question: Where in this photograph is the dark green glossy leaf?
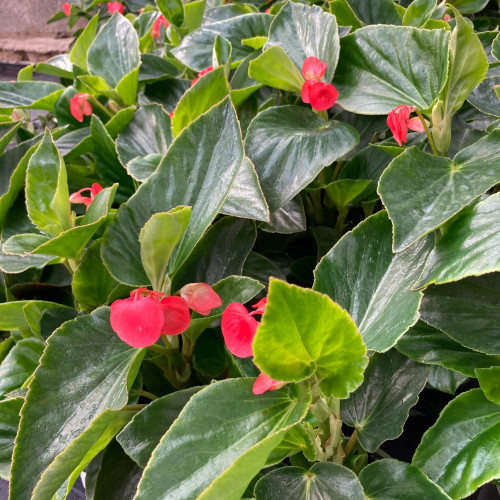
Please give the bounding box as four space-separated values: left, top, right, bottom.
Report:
334 26 449 113
265 2 340 82
403 0 437 27
55 128 91 158
0 338 45 398
101 98 244 285
9 308 144 500
253 279 367 398
342 350 429 452
0 122 21 156
117 387 202 467
0 300 66 331
25 131 71 237
314 211 432 352
126 155 162 182
419 274 500 355
359 459 451 499
448 0 489 14
134 380 310 500
243 251 286 286
116 104 173 167
345 0 402 25
468 75 500 118
0 82 64 110
415 193 500 287
246 106 359 212
254 463 365 500
476 367 500 405
0 397 23 480
329 0 362 31
427 365 469 395
139 54 181 83
88 14 140 89
172 14 272 71
259 197 306 234
379 131 500 251
413 389 500 498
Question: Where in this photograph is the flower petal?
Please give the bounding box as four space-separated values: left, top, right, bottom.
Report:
408 116 426 132
110 296 164 348
62 3 72 16
251 298 267 316
160 296 191 335
302 56 327 81
308 82 338 111
252 372 286 395
107 2 124 14
301 79 316 104
221 303 259 358
180 282 222 316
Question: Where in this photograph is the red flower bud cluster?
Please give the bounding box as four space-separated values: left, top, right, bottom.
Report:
301 56 338 111
62 2 72 16
107 1 124 14
152 14 169 39
386 105 425 146
69 93 92 122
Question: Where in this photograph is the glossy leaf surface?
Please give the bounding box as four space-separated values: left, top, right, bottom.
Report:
0 397 23 481
0 82 64 110
475 367 500 405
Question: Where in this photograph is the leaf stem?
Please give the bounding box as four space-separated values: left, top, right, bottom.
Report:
139 390 158 401
415 109 438 156
344 430 358 459
88 95 114 118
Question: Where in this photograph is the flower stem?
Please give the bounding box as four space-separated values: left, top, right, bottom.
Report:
415 109 438 156
140 390 158 401
88 95 114 118
343 430 358 459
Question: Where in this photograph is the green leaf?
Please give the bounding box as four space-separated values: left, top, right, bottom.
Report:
334 26 449 114
0 121 21 156
117 387 202 467
157 0 184 27
0 338 45 398
221 157 269 222
313 211 432 352
0 397 23 480
325 179 371 211
419 274 500 355
493 33 500 62
448 0 489 14
440 7 488 116
475 367 500 405
0 81 64 110
0 301 65 331
88 13 140 89
116 104 173 167
25 131 71 236
73 240 119 311
101 98 244 285
248 46 304 93
172 14 272 71
468 75 500 118
415 192 500 288
329 0 363 31
9 307 144 500
379 131 500 251
126 155 162 182
397 321 500 377
171 217 256 290
246 106 359 212
171 66 229 137
403 0 437 27
265 2 340 83
134 380 310 500
344 0 402 25
413 389 500 498
342 350 429 452
359 459 451 499
70 13 99 70
139 207 191 291
427 365 469 395
253 279 367 398
254 463 365 500
259 197 306 234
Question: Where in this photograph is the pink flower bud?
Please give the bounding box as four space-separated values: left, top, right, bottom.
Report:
252 372 286 395
302 56 327 81
107 1 124 14
152 14 169 39
69 183 103 211
69 93 92 122
180 282 222 316
62 2 72 16
191 66 213 87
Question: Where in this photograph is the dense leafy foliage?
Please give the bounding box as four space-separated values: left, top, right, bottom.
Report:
0 0 499 498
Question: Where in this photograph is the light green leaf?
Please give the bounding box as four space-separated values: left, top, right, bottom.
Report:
0 82 64 110
403 0 437 27
448 0 489 14
139 207 191 291
157 0 184 26
246 106 359 212
413 389 500 498
475 367 500 405
359 459 451 499
415 193 500 288
9 307 144 500
254 463 365 500
329 0 363 31
314 211 432 352
325 179 371 211
0 122 21 156
253 279 368 398
25 131 71 236
0 301 66 331
265 2 340 83
70 13 99 70
134 380 310 500
419 274 500 355
0 397 23 480
334 26 449 114
379 130 500 251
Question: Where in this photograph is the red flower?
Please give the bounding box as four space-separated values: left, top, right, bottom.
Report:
191 66 213 87
69 183 103 210
300 56 338 111
69 93 92 122
180 283 221 316
62 2 72 16
160 296 191 335
152 14 169 39
253 372 286 395
107 1 124 14
387 105 425 146
169 111 174 119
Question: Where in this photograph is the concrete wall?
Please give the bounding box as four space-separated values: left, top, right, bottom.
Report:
0 0 73 62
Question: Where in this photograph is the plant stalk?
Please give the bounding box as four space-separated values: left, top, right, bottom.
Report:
415 109 438 156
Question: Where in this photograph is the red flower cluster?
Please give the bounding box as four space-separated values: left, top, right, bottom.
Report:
191 66 213 87
386 105 425 146
110 284 221 348
70 93 92 122
221 298 286 395
301 57 338 111
152 14 169 39
107 1 124 14
69 183 103 210
62 2 72 16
